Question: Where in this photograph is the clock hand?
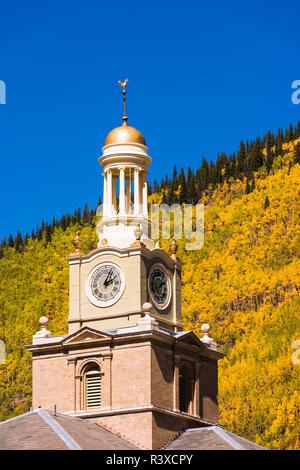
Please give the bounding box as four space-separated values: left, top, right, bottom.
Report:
104 269 112 286
106 275 117 286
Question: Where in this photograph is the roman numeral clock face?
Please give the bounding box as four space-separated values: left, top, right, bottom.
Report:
86 263 125 307
148 263 171 310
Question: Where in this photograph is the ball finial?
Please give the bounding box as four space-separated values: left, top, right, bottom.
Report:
142 302 153 313
39 316 49 328
201 323 210 334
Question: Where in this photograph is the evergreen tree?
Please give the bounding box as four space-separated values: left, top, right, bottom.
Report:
72 208 81 225
8 234 14 248
200 158 210 191
83 203 91 224
209 161 218 186
266 151 274 174
264 195 270 210
250 174 255 192
237 140 247 175
45 224 52 245
294 143 300 165
23 233 29 247
187 167 197 204
171 165 178 190
152 179 159 194
60 215 67 231
288 123 294 141
245 177 251 194
178 168 187 204
14 231 23 252
0 238 6 259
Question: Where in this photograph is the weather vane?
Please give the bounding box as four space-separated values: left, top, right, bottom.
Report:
118 79 128 125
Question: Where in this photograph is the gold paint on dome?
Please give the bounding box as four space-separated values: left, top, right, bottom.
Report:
104 123 146 146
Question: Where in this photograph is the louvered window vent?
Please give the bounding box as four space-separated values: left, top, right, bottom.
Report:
85 366 101 409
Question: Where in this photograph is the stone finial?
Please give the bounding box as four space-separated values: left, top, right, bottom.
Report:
69 231 83 257
142 302 153 313
200 323 214 344
130 223 145 247
170 238 178 260
155 239 162 248
34 316 52 338
134 223 142 240
73 231 81 249
137 302 159 331
39 316 49 328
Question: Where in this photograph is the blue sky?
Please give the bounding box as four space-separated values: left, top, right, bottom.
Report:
0 0 299 239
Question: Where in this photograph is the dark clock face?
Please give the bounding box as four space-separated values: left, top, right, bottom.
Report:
91 265 121 301
149 264 170 309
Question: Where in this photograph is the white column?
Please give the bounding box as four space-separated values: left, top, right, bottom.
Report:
126 174 131 214
119 167 126 215
112 176 117 215
103 171 107 217
134 167 140 215
107 169 112 217
142 171 148 217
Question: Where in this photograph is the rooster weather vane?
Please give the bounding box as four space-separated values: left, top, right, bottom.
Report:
118 79 129 124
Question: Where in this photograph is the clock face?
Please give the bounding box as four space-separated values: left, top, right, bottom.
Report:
86 263 125 307
148 264 171 310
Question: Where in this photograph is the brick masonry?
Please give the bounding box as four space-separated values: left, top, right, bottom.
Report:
29 328 221 449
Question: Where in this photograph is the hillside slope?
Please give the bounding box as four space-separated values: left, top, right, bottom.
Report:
175 140 300 450
0 139 299 450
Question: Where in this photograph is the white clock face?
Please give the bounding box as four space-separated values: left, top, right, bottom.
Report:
148 263 171 310
86 263 125 307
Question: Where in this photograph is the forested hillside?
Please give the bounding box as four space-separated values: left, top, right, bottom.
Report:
0 125 299 450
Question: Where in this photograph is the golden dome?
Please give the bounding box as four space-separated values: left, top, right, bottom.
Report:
104 120 146 147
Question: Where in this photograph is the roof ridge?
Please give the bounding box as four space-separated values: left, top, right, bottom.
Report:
211 426 246 450
37 409 82 450
219 427 267 449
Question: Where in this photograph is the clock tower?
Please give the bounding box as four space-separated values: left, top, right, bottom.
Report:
26 82 223 450
67 82 183 333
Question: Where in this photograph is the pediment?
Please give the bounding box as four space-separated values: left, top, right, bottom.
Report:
62 327 112 345
176 331 205 349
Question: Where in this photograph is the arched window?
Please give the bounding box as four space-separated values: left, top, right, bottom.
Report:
84 364 101 409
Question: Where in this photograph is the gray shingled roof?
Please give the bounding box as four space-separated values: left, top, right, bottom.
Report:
0 409 138 450
0 411 266 450
165 426 266 450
